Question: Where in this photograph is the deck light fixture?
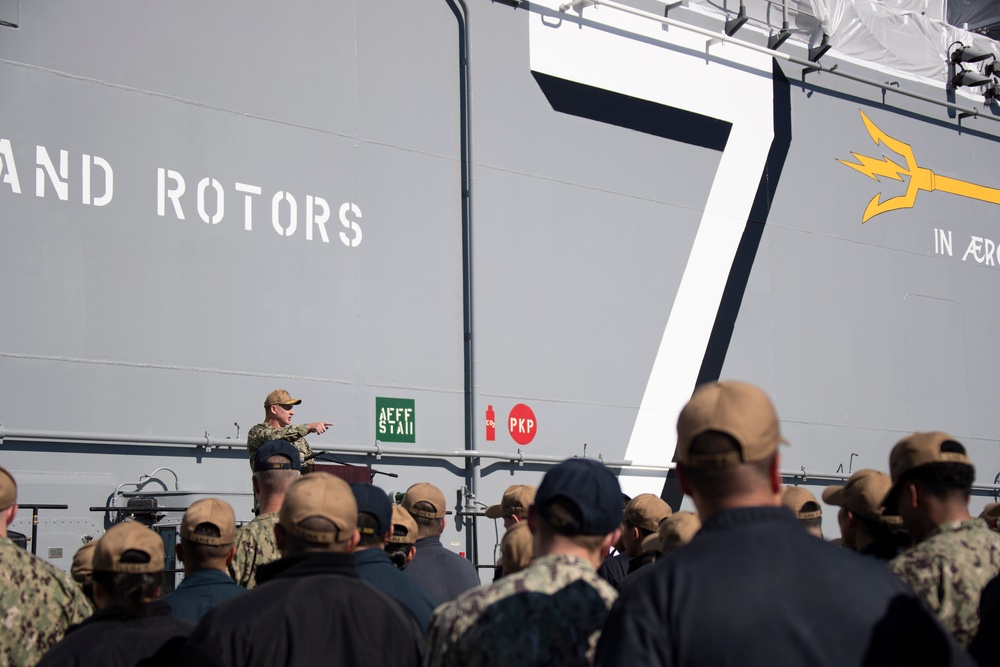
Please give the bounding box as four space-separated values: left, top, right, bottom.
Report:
952 68 992 88
951 44 994 65
768 21 792 50
725 1 748 36
809 33 831 63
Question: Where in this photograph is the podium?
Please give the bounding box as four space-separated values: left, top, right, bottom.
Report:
313 463 373 485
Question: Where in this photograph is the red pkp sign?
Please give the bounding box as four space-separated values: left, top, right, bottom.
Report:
508 403 537 446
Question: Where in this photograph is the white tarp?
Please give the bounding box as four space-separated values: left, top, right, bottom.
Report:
688 0 1000 85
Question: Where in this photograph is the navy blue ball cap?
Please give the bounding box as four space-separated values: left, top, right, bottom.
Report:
253 439 301 472
351 483 393 536
535 458 622 536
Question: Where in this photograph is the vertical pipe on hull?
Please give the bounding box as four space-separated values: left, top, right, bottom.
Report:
443 0 478 564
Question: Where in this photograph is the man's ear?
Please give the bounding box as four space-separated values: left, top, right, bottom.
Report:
906 481 920 510
175 542 185 564
346 529 360 553
226 545 237 565
769 454 782 495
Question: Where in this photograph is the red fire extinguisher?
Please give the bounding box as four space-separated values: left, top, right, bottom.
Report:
486 405 496 441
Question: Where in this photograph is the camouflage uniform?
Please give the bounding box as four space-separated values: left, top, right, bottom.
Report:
889 518 1000 646
228 513 280 589
426 554 617 667
0 536 93 666
246 423 313 470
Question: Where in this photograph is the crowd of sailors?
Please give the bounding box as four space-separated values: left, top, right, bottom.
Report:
3 381 1000 666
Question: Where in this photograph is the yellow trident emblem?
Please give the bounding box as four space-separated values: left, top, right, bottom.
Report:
839 110 1000 223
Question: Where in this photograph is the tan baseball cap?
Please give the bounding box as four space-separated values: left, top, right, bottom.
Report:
624 494 673 533
883 432 972 511
387 504 418 544
485 485 537 520
822 469 901 524
401 482 446 519
676 381 784 467
181 498 237 546
658 511 701 554
279 473 357 544
0 465 16 511
782 486 822 520
980 503 1000 520
500 521 533 575
93 521 165 574
71 540 98 584
265 389 302 407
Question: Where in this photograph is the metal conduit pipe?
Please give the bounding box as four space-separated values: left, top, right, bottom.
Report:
561 0 1000 124
6 426 1000 492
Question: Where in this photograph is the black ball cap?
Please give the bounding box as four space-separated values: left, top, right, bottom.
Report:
535 458 622 536
253 439 302 472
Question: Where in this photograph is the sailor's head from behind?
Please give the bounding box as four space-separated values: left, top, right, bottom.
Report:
276 472 359 556
881 431 974 544
622 493 672 557
781 486 823 538
401 482 448 539
253 440 302 514
675 380 784 520
351 483 393 551
92 520 165 611
528 457 622 568
385 504 419 570
177 498 237 577
485 484 537 531
0 465 17 537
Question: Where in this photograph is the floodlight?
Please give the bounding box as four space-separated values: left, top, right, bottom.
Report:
951 45 994 64
952 69 993 88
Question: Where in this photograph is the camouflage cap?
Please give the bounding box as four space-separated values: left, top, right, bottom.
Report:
882 431 972 512
279 472 357 544
822 469 901 524
676 381 784 468
624 493 673 533
0 465 16 511
71 540 98 584
253 439 302 472
658 511 701 554
781 486 822 520
93 521 165 574
181 498 237 546
500 521 533 575
351 483 393 536
401 482 447 520
485 485 537 520
265 389 302 407
387 504 418 544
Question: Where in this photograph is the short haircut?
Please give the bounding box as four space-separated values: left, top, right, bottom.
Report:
180 523 232 568
92 549 162 610
282 516 346 554
254 457 301 497
357 513 385 548
898 455 975 500
411 501 443 537
797 503 823 532
680 431 774 498
857 513 911 551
